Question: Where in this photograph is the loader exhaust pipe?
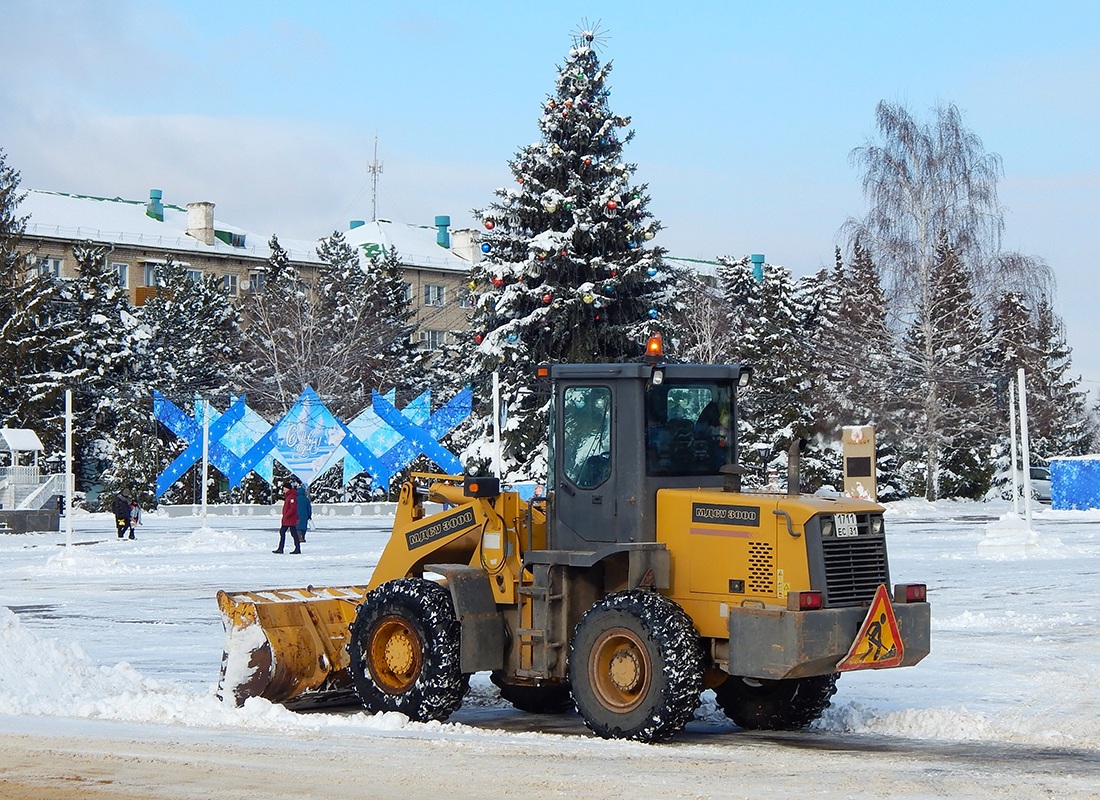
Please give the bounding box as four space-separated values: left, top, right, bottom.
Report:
787 438 806 496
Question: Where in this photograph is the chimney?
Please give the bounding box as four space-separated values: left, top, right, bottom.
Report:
146 189 164 222
186 202 216 246
435 215 451 248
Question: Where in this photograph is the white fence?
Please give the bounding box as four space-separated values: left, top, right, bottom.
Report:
158 502 419 518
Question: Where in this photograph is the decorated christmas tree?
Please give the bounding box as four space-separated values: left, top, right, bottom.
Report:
457 23 670 478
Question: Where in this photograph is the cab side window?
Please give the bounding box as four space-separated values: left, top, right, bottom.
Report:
562 386 612 488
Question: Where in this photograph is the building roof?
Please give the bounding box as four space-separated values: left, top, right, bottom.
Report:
19 189 476 273
0 429 44 453
344 219 473 273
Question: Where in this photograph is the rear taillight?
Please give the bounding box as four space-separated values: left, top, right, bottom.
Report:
894 583 927 603
787 591 823 611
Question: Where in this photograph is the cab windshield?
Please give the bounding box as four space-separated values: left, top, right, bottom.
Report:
645 381 734 476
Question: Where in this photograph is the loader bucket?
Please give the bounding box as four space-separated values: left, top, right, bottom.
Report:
216 585 368 710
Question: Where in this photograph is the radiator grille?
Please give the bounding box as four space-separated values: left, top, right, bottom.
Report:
821 519 888 606
747 541 775 595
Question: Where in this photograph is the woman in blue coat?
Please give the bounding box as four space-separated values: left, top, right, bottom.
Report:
296 484 312 542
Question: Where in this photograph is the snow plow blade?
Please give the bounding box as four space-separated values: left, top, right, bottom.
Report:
216 585 368 709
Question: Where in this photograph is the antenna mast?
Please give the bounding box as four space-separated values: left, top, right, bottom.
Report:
368 137 384 221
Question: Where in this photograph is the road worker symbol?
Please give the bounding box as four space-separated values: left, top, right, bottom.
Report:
837 584 905 671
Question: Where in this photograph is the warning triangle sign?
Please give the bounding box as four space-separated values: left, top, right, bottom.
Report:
837 584 905 671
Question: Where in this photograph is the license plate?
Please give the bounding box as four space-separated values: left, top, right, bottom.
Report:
835 513 859 537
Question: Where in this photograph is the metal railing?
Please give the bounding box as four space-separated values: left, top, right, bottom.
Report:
18 473 66 510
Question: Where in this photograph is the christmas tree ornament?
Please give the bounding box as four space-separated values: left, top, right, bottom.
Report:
542 292 553 304
647 266 659 277
474 333 484 344
492 276 504 288
467 280 477 290
583 293 595 304
644 230 654 240
604 283 614 292
537 250 548 260
565 202 574 211
648 308 659 319
483 219 495 230
606 200 618 210
507 334 518 343
481 242 492 253
584 158 591 166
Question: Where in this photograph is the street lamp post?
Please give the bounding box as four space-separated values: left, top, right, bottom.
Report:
756 444 770 487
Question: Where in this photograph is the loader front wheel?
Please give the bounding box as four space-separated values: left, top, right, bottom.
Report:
569 590 703 742
349 578 468 722
715 672 838 730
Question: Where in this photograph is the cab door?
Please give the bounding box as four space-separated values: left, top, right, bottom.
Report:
550 383 618 547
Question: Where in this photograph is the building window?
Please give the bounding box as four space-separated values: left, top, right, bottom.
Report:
186 269 203 284
248 272 265 293
112 262 129 289
36 257 62 278
222 274 239 295
144 263 159 286
402 282 412 303
458 288 476 309
419 329 447 350
424 284 446 307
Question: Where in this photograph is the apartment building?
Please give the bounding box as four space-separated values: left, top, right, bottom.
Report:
19 189 478 350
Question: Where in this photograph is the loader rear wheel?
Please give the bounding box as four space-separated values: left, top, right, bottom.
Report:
714 673 839 730
348 578 468 722
490 672 573 714
569 590 703 742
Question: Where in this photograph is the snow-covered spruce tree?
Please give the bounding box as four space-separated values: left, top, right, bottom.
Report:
139 257 240 506
455 26 670 479
900 234 995 500
1025 299 1093 459
60 241 152 506
805 243 906 499
140 257 240 406
716 257 822 489
0 149 76 444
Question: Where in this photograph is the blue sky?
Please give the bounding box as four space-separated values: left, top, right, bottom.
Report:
3 0 1098 394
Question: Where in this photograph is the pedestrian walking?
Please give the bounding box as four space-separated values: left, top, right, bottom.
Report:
296 484 312 543
129 500 142 536
273 480 301 554
112 489 133 539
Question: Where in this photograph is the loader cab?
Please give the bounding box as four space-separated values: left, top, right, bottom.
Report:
547 361 749 551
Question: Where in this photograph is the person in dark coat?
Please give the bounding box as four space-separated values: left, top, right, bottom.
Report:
112 489 133 539
273 480 300 554
295 484 312 543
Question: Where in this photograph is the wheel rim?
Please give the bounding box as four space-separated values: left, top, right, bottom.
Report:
369 615 422 693
588 626 651 712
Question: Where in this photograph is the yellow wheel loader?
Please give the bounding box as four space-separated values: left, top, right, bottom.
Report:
217 349 930 742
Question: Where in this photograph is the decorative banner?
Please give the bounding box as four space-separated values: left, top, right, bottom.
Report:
153 386 472 497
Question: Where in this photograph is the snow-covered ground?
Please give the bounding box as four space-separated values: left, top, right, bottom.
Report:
2 499 1099 798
